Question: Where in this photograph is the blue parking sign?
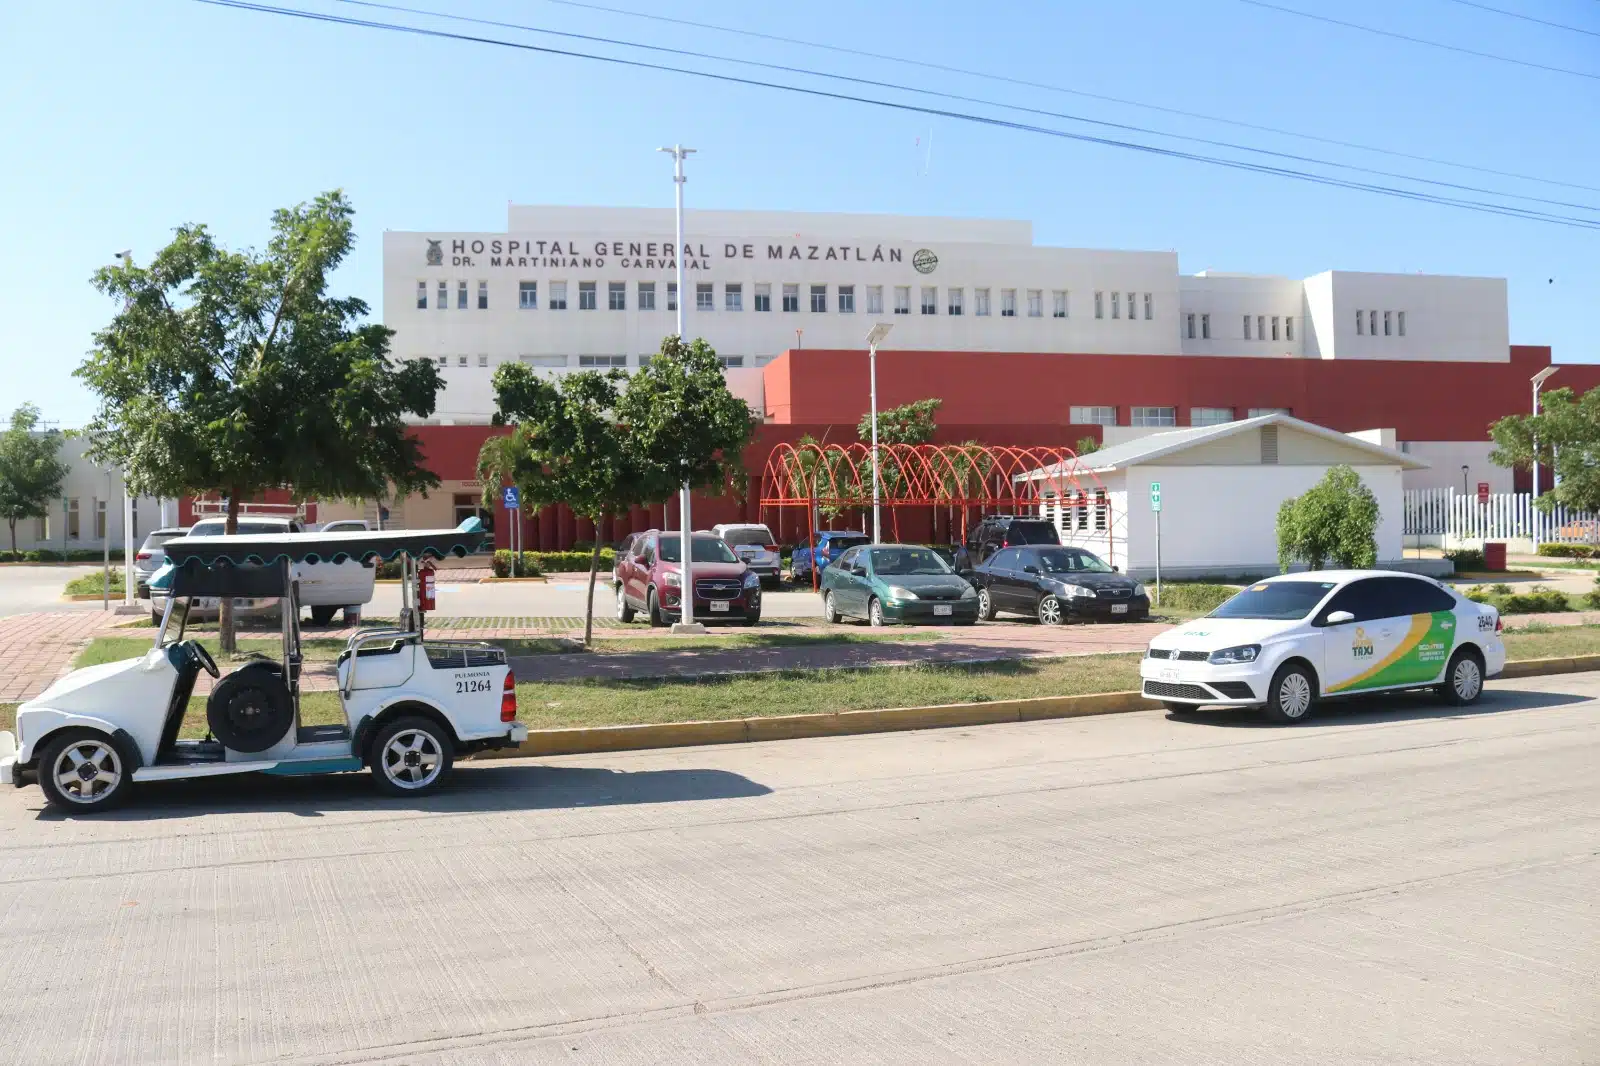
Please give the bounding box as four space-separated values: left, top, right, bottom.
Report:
502 486 520 509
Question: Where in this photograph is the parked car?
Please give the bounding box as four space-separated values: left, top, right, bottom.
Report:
970 545 1148 624
612 532 642 585
133 527 190 597
614 530 761 626
151 516 376 626
1140 570 1504 723
954 514 1062 572
711 523 782 587
316 519 370 534
820 544 979 627
790 530 871 585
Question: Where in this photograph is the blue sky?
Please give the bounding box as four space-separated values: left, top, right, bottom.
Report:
3 0 1597 427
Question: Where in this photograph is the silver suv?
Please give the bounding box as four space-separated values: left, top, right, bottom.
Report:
711 523 781 587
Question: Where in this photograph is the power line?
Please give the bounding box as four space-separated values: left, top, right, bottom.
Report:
504 0 1600 196
1438 0 1600 39
190 0 1600 229
1236 0 1600 82
328 0 1600 215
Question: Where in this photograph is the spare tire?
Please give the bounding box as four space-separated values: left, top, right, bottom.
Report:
206 662 294 753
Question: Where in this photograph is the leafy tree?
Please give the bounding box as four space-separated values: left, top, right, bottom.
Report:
1276 465 1380 572
0 404 72 555
620 335 758 499
1075 436 1100 455
1491 385 1600 518
77 191 443 650
856 397 941 446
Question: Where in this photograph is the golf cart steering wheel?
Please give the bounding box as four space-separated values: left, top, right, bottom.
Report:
189 641 219 679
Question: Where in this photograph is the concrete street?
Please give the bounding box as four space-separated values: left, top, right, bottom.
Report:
366 574 827 618
1 673 1594 1064
0 564 101 617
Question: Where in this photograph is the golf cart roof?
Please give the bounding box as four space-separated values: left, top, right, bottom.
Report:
149 517 488 596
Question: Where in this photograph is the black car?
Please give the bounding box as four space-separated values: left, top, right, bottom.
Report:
954 514 1062 572
970 545 1149 624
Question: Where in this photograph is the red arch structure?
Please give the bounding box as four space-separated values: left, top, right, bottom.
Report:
759 442 1114 586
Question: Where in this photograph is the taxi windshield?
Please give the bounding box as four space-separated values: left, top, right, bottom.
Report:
1209 581 1335 620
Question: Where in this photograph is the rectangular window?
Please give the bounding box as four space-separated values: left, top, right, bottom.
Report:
838 284 855 313
717 355 745 368
1257 315 1265 341
1190 406 1234 426
1185 313 1196 340
457 355 468 367
637 356 653 368
725 283 743 311
696 283 714 311
1285 316 1294 341
1397 311 1405 337
550 281 568 310
1271 316 1280 341
754 283 771 312
478 354 489 367
578 282 597 310
436 356 447 366
1144 292 1153 320
1247 407 1290 417
921 286 937 315
667 282 677 312
1383 310 1392 336
437 281 448 311
518 281 537 309
578 355 628 368
783 284 800 312
94 499 107 540
608 282 627 311
1243 315 1252 340
65 498 79 540
35 515 47 540
1001 288 1017 317
1111 292 1121 320
866 285 883 314
416 281 427 309
1069 405 1117 426
810 284 827 313
1131 406 1177 427
478 281 488 309
1127 293 1137 321
519 354 568 367
1094 291 1104 319
638 282 656 311
1356 309 1365 335
894 286 911 314
974 288 991 316
1027 289 1043 318
947 288 963 316
1201 313 1211 340
1370 310 1378 336
457 280 468 309
1053 290 1068 318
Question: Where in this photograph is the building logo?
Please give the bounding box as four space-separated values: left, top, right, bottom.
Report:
1352 627 1375 658
912 248 938 274
425 239 444 267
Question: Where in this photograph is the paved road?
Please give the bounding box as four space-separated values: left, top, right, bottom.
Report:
0 565 102 617
1 675 1595 1064
365 576 828 618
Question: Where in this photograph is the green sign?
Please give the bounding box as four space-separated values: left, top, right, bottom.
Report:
1149 481 1162 512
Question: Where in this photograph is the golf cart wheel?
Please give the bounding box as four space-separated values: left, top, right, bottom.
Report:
616 586 636 623
37 730 136 813
823 591 842 624
1439 647 1485 706
1262 662 1317 724
647 588 667 628
1036 595 1065 626
868 597 886 627
976 587 996 621
371 716 454 796
206 666 294 753
309 605 338 626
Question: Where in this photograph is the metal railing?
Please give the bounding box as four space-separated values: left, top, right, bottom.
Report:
1404 488 1598 544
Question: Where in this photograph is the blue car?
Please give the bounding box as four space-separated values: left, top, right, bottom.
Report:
790 531 870 585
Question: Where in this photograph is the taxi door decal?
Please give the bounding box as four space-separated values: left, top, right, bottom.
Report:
1325 612 1454 694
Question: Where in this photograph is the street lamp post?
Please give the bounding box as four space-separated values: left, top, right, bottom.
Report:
113 250 136 608
1531 366 1558 546
658 144 703 634
864 323 895 543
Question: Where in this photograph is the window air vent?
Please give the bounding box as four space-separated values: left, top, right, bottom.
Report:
1261 426 1279 465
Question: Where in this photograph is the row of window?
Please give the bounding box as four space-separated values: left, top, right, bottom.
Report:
1244 315 1295 342
1356 309 1406 337
30 497 142 542
416 280 490 310
431 353 761 370
1068 405 1290 428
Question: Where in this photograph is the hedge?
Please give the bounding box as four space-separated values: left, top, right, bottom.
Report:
489 548 618 578
1152 582 1240 613
1 549 112 563
1537 543 1599 559
1444 548 1488 572
1465 583 1573 614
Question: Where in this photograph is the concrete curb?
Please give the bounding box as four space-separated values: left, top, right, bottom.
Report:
462 654 1600 761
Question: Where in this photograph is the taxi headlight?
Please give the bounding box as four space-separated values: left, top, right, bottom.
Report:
1208 644 1260 665
887 586 918 601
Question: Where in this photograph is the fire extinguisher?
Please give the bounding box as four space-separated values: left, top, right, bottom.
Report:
418 561 437 613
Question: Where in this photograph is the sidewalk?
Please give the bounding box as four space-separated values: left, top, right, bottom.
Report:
0 611 130 701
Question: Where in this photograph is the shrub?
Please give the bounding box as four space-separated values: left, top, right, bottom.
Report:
23 549 62 562
1444 548 1486 572
1154 582 1240 614
64 571 126 596
1489 582 1513 596
374 559 402 579
0 551 17 562
1498 585 1570 614
1276 465 1380 572
531 549 615 573
1538 542 1596 559
1464 586 1490 603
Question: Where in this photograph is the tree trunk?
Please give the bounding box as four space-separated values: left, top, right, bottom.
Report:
220 491 240 654
7 518 15 556
583 526 604 648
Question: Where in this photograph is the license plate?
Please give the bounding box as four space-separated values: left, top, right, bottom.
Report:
933 604 953 616
1160 668 1179 681
709 601 730 612
1111 603 1129 614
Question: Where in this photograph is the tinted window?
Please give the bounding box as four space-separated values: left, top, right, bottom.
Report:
659 535 738 564
835 547 859 570
1034 547 1113 574
989 548 1020 570
1318 579 1389 624
870 547 952 576
189 520 289 537
1379 576 1457 615
721 527 775 547
1211 580 1337 620
1004 521 1060 546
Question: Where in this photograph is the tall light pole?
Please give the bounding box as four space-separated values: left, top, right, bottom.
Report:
658 144 703 634
1531 366 1558 546
865 322 895 543
113 250 136 608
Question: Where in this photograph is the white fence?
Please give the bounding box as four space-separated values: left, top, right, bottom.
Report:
1404 489 1598 544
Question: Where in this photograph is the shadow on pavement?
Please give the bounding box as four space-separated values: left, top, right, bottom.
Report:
34 763 771 821
1166 685 1588 729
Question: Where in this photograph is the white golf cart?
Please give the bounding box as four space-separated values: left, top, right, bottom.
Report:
0 519 526 813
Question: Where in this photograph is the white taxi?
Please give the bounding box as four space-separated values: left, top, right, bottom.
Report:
1140 570 1505 723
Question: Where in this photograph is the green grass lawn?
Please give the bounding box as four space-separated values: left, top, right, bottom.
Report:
64 571 126 597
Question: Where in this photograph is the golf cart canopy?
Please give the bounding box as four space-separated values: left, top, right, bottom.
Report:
148 517 488 597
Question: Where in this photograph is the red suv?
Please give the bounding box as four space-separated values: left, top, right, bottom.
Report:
615 530 762 626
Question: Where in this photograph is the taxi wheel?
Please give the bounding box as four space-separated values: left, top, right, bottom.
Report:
1262 662 1317 724
1439 647 1485 705
976 587 997 621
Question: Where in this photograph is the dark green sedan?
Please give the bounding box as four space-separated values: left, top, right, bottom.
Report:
819 544 980 626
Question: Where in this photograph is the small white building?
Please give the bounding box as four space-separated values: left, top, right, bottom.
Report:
5 437 173 556
1017 414 1432 579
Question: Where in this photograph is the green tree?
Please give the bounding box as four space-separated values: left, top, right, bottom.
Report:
1491 385 1600 520
856 398 941 540
0 404 72 555
77 191 443 650
1075 436 1100 455
620 336 758 499
1276 465 1381 572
